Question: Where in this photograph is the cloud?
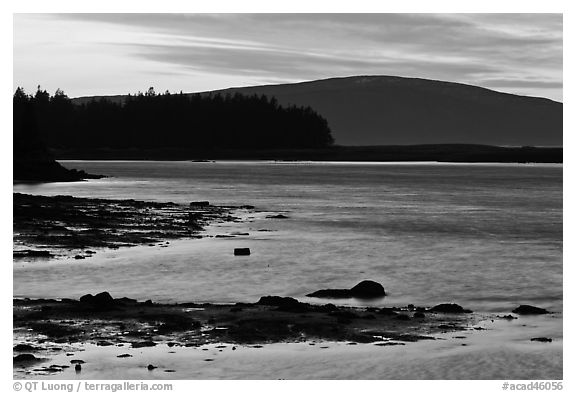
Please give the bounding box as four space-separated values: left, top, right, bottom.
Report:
16 13 563 100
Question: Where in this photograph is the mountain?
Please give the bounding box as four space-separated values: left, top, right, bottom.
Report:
72 75 562 146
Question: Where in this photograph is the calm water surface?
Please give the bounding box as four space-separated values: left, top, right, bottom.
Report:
13 161 562 314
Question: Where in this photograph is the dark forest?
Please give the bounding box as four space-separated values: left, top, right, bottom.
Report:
13 87 335 151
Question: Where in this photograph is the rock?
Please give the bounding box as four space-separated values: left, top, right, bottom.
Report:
147 364 157 370
378 308 398 316
74 255 85 260
75 364 82 372
13 354 41 364
79 291 115 307
266 214 289 219
13 344 38 352
306 280 386 299
531 337 552 343
132 341 157 348
317 303 338 313
413 312 425 318
117 354 132 358
307 289 354 298
234 248 251 256
429 303 472 313
512 305 549 315
13 250 53 258
190 201 210 207
498 314 518 320
257 296 300 307
350 280 386 298
70 359 85 364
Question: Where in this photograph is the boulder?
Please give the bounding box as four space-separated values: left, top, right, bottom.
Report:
13 354 41 364
234 248 251 256
429 303 472 313
512 305 549 315
306 280 386 299
257 296 300 307
80 292 114 306
350 280 386 298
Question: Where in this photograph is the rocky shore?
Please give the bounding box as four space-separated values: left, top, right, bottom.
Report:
13 193 245 260
13 291 484 374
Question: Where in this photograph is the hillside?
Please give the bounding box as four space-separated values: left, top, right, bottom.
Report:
209 76 562 146
73 75 562 146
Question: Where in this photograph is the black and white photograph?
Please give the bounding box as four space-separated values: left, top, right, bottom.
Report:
9 5 566 385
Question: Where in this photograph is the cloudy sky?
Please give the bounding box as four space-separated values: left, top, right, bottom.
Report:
13 13 563 101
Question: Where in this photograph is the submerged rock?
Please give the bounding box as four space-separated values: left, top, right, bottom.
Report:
531 337 552 343
429 303 472 314
512 305 549 315
234 248 251 256
306 280 386 299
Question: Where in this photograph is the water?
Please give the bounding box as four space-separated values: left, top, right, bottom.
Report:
13 161 562 314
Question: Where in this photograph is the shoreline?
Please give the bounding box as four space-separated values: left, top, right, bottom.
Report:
13 293 561 379
13 193 247 261
51 145 563 164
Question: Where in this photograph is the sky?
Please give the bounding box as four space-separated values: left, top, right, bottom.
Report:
13 13 563 101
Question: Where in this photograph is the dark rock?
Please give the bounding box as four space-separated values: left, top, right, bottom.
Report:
429 303 472 313
531 337 552 343
74 255 85 260
306 289 353 298
132 341 157 348
115 297 138 305
498 314 518 320
350 280 386 298
378 307 398 316
70 359 85 364
306 280 385 299
117 354 132 358
413 312 426 318
13 250 53 258
147 364 157 370
234 248 251 256
75 364 81 372
13 354 41 364
512 305 549 315
257 296 300 307
190 201 210 207
266 214 289 219
79 291 115 307
13 344 38 352
317 303 338 313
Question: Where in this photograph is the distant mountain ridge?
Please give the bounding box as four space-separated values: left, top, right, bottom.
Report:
72 75 562 146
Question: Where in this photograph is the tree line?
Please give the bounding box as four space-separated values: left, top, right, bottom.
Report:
13 86 334 151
